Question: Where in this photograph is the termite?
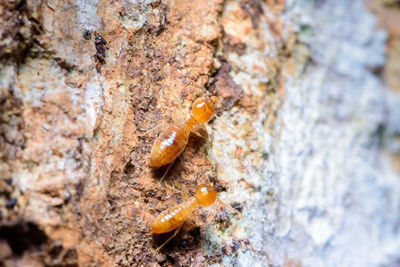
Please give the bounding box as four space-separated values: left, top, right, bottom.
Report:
150 95 218 179
152 184 240 251
151 184 217 250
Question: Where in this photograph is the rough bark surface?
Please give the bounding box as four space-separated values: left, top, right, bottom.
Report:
0 0 399 266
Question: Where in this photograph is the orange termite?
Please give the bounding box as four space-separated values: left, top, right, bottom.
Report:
151 184 217 250
150 95 218 169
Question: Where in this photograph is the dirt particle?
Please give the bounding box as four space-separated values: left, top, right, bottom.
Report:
94 34 107 73
223 33 247 55
240 0 263 29
231 202 243 213
154 4 169 36
6 198 17 209
0 222 48 256
210 59 243 110
83 30 92 40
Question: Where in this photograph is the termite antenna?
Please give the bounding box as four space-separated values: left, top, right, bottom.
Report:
217 198 242 219
214 113 240 140
209 95 240 139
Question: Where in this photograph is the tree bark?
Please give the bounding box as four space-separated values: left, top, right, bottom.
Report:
1 0 400 266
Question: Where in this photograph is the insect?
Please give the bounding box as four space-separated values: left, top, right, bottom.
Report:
150 95 218 171
151 184 218 250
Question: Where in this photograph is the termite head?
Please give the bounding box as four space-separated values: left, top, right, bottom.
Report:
191 95 218 123
196 184 217 206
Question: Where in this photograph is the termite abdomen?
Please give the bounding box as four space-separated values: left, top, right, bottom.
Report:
150 121 191 167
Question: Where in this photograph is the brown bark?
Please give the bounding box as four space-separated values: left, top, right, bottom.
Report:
0 0 257 265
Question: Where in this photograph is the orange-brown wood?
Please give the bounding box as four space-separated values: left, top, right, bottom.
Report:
149 95 217 167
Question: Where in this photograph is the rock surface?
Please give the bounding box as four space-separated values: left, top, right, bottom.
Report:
0 0 399 266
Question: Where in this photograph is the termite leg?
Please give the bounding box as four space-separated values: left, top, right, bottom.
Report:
138 122 164 137
191 128 204 139
155 224 183 252
217 198 242 219
159 160 174 184
165 183 190 201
